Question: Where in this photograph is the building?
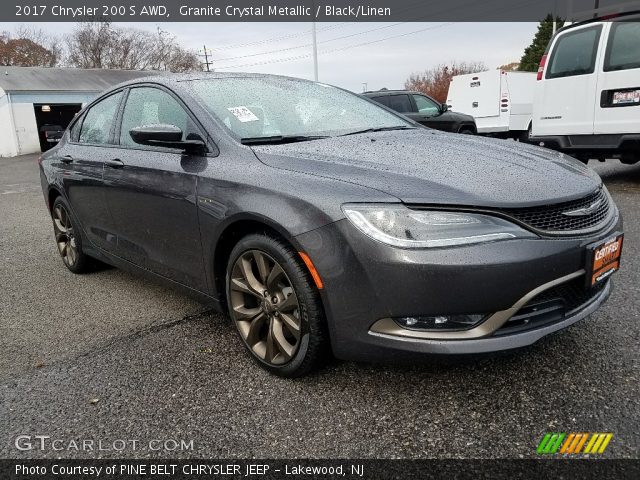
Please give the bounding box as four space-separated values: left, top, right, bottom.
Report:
0 67 157 157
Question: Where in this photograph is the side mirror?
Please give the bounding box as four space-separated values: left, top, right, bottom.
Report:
440 103 449 113
129 124 205 153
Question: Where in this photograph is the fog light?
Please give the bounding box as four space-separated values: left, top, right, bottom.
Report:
394 314 487 331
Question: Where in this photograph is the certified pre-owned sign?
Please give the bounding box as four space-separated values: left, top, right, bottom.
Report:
14 435 194 452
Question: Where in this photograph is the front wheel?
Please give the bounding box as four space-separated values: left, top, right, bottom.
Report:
226 234 328 377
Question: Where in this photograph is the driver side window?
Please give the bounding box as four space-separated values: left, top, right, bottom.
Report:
120 87 198 147
413 95 440 117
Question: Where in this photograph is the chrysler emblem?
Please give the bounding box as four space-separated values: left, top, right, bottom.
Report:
561 198 602 217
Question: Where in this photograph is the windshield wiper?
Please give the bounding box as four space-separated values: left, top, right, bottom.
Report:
339 126 415 137
241 135 329 145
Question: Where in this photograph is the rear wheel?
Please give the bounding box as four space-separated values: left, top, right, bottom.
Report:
51 196 90 274
226 234 327 377
459 128 475 135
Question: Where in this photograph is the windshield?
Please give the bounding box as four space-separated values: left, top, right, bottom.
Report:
188 77 414 141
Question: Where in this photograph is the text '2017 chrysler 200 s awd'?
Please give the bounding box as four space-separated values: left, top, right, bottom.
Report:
40 73 624 377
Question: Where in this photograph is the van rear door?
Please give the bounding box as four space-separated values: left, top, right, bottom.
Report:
447 71 500 119
533 23 604 136
594 20 640 134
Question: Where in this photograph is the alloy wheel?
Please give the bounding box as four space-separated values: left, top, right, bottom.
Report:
52 204 78 267
229 250 302 365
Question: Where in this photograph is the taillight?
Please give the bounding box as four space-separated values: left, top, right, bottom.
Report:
537 54 547 81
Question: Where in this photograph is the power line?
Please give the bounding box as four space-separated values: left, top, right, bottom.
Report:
210 23 353 51
213 22 409 63
216 23 454 70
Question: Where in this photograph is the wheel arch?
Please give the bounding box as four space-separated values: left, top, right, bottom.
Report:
47 186 64 213
458 123 477 134
211 214 305 307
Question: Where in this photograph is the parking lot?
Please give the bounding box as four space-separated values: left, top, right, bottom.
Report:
0 153 638 459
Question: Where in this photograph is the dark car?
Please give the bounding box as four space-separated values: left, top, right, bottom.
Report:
38 124 64 151
363 89 477 134
40 73 623 377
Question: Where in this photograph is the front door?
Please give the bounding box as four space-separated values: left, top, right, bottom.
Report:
103 86 208 292
533 24 603 136
408 94 454 131
594 20 640 134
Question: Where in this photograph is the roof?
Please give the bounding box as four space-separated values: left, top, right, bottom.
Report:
362 89 421 96
0 66 160 93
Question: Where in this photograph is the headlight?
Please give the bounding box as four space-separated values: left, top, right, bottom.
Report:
342 204 536 248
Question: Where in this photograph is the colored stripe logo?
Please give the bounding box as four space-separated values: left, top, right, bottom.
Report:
537 433 612 455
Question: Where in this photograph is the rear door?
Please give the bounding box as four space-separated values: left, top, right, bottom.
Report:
594 20 640 134
534 24 603 136
447 71 500 119
103 85 209 291
59 91 124 253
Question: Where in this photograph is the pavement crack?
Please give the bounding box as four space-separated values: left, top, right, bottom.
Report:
79 307 217 358
1 308 218 384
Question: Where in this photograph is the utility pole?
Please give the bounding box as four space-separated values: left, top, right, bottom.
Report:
199 45 214 72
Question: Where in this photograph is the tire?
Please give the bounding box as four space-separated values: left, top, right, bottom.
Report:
51 196 91 274
459 128 475 135
226 233 328 377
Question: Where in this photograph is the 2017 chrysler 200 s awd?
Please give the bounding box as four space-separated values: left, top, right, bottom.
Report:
40 74 624 377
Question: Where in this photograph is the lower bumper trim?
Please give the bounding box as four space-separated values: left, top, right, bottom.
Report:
367 280 610 355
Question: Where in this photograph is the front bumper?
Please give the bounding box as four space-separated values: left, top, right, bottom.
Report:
295 214 622 362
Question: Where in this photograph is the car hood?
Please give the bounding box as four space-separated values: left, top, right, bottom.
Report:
251 129 602 208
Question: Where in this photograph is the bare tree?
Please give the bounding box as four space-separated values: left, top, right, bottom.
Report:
405 61 487 103
66 22 201 72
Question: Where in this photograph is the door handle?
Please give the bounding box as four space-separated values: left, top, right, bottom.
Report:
60 155 74 164
104 159 124 168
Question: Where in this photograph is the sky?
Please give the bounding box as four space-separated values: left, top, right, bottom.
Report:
0 22 538 92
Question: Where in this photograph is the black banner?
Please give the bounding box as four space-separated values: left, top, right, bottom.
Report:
6 0 640 22
2 459 640 479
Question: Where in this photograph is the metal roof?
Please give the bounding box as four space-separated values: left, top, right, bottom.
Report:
0 67 159 93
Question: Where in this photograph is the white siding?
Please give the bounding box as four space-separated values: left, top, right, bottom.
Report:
0 89 19 157
12 102 40 155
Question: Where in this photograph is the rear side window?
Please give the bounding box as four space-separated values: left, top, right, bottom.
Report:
370 96 390 107
604 22 640 72
547 25 602 79
387 94 413 113
78 92 123 145
69 117 82 142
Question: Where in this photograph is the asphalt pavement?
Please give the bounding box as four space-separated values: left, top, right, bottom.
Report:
0 153 638 459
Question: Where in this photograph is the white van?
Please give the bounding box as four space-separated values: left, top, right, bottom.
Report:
531 12 640 163
447 70 536 139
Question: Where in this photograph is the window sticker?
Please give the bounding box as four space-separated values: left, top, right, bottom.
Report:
227 106 259 123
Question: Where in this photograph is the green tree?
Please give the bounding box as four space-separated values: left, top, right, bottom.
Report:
519 15 564 72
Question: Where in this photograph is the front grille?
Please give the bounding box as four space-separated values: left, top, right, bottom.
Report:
499 188 611 234
495 276 608 336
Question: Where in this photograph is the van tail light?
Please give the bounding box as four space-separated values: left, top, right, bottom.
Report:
537 54 547 81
